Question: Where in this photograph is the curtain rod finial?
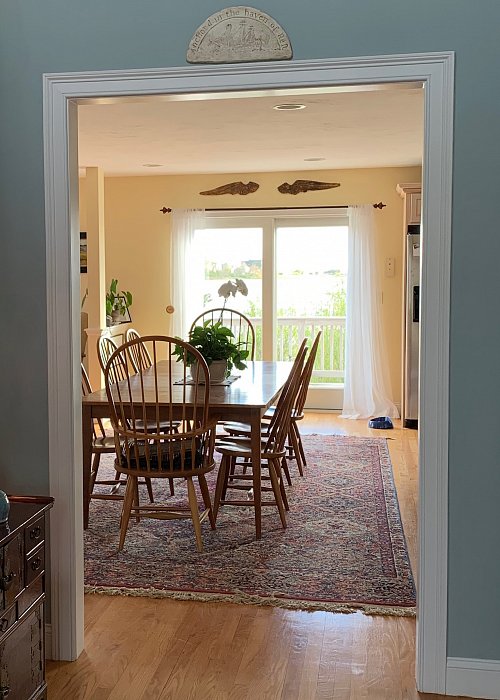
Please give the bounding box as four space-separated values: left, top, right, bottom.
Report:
373 202 386 209
160 206 172 214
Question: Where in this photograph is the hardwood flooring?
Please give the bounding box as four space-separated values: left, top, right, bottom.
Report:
46 414 466 699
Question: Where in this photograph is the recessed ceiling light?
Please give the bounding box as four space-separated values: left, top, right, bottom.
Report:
273 103 306 111
304 157 326 162
142 163 163 168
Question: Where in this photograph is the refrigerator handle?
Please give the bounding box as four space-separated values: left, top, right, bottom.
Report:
413 285 420 323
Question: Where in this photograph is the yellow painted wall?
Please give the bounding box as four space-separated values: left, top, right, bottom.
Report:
83 165 421 404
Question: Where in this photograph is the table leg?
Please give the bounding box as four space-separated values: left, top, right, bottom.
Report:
82 404 92 529
249 409 262 539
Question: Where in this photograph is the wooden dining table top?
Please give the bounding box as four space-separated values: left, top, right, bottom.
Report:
82 359 293 411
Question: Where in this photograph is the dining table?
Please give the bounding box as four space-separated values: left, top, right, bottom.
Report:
81 359 292 538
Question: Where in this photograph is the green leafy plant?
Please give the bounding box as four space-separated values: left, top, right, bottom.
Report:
105 278 133 318
172 320 249 374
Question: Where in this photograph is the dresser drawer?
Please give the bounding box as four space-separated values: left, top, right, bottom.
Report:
18 576 43 618
1 534 24 610
0 603 16 641
25 516 45 556
26 545 45 587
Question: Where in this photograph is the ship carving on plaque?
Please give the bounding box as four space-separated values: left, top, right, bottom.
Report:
187 7 292 64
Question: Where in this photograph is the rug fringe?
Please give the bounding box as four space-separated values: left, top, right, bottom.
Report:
84 585 416 618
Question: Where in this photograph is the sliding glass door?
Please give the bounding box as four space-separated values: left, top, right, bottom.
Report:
193 209 348 407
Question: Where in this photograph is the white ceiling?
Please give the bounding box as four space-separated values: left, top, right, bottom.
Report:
77 85 424 176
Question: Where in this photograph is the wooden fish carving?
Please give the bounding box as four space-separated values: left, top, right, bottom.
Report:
200 181 259 196
278 180 341 195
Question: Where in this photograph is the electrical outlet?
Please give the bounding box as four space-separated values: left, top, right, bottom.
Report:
385 257 395 277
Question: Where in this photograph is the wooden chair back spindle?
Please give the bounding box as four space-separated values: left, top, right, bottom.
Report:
190 307 256 360
125 328 153 373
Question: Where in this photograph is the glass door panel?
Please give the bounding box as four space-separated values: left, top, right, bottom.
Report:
275 224 348 383
197 227 263 358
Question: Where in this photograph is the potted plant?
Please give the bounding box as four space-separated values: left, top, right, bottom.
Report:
173 320 249 383
106 278 133 326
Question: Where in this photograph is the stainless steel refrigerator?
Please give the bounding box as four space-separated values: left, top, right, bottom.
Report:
403 225 420 428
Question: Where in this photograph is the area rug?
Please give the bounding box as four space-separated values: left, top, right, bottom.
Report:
84 435 416 616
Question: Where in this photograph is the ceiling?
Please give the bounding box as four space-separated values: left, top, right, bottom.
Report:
77 84 424 176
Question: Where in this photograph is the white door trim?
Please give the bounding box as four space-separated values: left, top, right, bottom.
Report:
43 52 454 693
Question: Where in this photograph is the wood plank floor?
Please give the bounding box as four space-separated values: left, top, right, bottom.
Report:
47 414 466 699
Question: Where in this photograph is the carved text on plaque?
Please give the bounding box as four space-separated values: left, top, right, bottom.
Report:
187 7 292 64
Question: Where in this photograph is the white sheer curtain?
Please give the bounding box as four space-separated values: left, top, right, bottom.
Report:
169 209 205 338
341 205 399 419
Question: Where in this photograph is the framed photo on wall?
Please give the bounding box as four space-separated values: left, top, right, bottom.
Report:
80 232 87 273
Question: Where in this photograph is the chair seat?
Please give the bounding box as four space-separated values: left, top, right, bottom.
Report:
138 419 181 433
216 439 285 461
119 440 207 473
92 435 116 451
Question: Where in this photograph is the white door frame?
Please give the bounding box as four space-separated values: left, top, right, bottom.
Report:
43 52 454 693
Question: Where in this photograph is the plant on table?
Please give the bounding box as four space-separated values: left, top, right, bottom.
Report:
173 321 248 375
216 278 248 319
172 279 250 376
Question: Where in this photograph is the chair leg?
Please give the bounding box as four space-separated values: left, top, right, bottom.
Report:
268 459 287 528
213 456 229 521
145 478 155 503
281 457 293 486
118 476 135 551
198 473 216 529
289 424 304 477
168 478 175 496
134 479 140 522
89 453 101 499
186 477 203 553
279 458 290 512
294 422 307 468
221 456 236 501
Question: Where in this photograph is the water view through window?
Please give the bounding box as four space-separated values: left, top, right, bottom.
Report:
196 220 348 383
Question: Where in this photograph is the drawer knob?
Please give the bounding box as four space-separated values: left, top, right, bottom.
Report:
0 572 15 591
31 557 42 572
29 526 42 540
0 618 9 632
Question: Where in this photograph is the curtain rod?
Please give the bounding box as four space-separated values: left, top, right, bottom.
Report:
160 202 386 214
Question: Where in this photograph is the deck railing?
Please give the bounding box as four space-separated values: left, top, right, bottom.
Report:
249 316 346 383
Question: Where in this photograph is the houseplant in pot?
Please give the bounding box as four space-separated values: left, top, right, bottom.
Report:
173 320 249 383
106 278 133 326
173 277 250 382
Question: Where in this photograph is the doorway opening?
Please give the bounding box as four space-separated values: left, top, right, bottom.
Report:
44 54 453 694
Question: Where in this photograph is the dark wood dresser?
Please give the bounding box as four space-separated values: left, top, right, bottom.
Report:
0 496 53 700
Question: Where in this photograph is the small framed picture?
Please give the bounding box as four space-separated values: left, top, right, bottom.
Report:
80 232 87 273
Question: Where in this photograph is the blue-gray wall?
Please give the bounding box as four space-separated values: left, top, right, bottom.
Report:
1 0 499 661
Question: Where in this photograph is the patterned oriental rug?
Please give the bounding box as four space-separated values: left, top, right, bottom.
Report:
84 435 416 616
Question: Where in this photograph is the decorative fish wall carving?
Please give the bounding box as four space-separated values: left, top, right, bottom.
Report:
200 181 260 196
278 180 341 195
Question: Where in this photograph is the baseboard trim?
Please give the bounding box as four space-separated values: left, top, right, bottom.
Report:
447 657 500 699
45 623 53 660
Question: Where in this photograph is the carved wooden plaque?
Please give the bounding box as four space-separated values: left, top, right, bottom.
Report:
278 180 341 195
200 181 259 196
187 7 292 64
